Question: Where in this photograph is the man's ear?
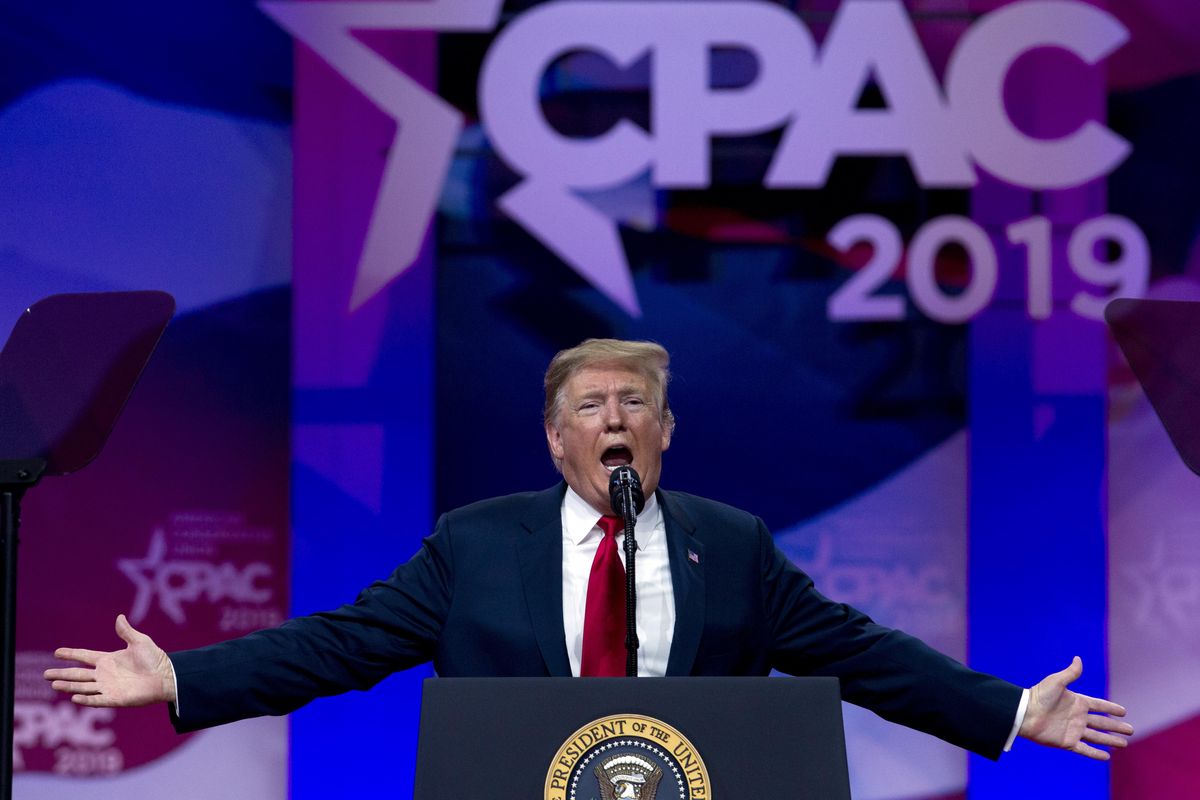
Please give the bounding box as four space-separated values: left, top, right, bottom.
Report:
546 422 564 461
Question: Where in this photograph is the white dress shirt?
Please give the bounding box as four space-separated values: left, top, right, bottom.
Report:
561 486 675 677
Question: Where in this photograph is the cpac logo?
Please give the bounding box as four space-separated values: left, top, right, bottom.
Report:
795 533 956 611
12 702 114 749
261 0 1129 315
118 530 273 625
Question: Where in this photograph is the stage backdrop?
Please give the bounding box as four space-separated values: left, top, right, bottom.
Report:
3 1 293 796
284 1 1200 799
5 1 1200 799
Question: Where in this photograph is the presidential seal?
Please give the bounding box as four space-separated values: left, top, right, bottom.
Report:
545 714 711 800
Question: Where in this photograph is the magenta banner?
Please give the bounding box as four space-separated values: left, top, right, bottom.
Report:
11 293 290 792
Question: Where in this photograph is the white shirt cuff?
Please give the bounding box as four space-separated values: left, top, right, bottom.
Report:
1003 688 1030 752
168 657 180 716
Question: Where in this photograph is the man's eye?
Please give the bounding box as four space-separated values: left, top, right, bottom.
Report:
578 401 600 413
624 397 645 408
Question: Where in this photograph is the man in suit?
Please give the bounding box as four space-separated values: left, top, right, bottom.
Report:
46 338 1132 760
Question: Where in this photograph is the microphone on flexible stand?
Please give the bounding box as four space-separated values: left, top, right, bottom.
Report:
608 465 645 677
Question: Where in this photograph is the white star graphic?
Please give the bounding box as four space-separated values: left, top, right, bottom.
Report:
260 0 644 316
1122 535 1200 634
116 528 185 625
259 0 505 310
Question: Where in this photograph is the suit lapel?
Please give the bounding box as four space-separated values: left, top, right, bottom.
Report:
517 483 573 677
660 490 706 677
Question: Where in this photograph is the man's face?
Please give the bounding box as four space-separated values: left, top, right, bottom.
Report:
545 364 672 515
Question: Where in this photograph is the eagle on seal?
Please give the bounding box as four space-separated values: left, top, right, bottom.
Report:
594 753 664 800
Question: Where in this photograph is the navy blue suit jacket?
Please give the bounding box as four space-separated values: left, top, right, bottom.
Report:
170 484 1022 758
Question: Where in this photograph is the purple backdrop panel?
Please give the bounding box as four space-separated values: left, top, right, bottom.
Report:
289 28 437 800
968 19 1110 797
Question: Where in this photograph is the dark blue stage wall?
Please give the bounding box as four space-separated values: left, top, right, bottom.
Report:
7 2 1200 800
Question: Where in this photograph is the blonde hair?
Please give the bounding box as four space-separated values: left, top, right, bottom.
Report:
543 339 675 434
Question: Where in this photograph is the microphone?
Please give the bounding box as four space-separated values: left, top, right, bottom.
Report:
608 465 645 522
607 465 644 677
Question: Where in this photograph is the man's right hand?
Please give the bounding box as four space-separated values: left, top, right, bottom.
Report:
43 614 176 707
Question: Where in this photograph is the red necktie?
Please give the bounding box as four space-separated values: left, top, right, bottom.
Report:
580 515 627 677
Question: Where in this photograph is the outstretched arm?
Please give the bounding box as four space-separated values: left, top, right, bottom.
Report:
43 614 175 707
1019 657 1133 760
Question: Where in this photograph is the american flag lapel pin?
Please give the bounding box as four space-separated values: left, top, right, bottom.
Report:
688 549 700 565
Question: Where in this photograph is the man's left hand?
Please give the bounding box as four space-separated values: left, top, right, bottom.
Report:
1019 656 1133 760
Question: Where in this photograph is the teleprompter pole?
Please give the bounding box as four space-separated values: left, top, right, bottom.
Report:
0 460 45 800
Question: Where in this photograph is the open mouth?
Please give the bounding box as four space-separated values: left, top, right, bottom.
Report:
601 446 633 472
